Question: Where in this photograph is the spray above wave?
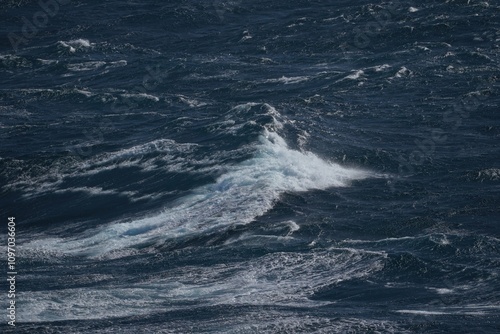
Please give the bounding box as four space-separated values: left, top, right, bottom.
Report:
23 104 372 257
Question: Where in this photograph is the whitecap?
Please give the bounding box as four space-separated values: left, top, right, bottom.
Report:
340 70 364 81
389 66 413 79
58 39 93 53
21 106 372 257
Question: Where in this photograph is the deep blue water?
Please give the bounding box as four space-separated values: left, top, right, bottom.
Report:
1 0 499 333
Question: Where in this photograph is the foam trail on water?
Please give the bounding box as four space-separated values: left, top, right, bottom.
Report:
18 247 387 322
23 120 371 257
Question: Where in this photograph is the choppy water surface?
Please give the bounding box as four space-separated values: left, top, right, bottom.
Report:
1 0 499 333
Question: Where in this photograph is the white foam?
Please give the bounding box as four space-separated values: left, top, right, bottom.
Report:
66 60 126 72
477 168 500 180
19 287 158 322
263 76 310 84
239 30 253 42
74 89 93 97
67 61 106 71
58 39 92 53
220 315 407 334
390 66 413 79
187 70 239 81
417 45 431 52
37 58 59 65
177 95 209 107
18 248 386 322
53 186 137 198
342 236 416 244
344 70 364 80
285 220 300 234
107 60 128 68
21 122 372 257
430 288 454 295
372 64 391 72
429 234 451 245
4 138 206 199
69 39 91 47
396 309 486 316
397 310 449 315
121 93 160 102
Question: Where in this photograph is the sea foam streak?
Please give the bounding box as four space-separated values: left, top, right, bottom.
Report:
22 106 371 258
19 247 386 322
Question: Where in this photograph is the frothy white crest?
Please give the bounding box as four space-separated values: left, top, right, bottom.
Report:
69 39 91 47
344 70 364 80
389 66 413 80
22 108 371 257
58 39 92 53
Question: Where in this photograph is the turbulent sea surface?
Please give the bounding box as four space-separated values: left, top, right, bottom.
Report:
1 0 499 333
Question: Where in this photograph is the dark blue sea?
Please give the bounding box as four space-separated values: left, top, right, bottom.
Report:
1 0 499 333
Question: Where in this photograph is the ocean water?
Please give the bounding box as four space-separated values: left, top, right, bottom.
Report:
1 0 499 333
